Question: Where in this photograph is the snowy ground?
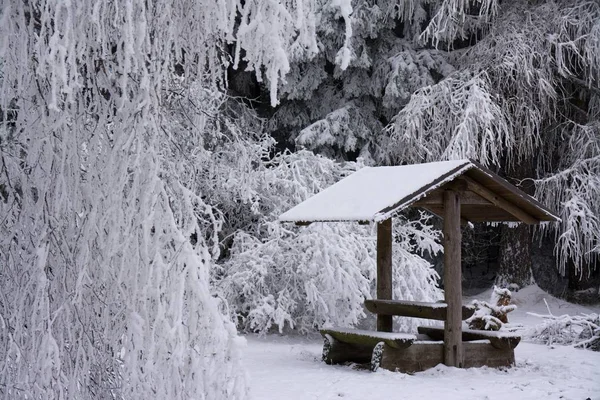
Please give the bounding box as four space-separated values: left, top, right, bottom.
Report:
243 285 600 400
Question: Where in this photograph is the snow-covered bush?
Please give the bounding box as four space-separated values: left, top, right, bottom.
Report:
216 151 443 334
526 303 600 351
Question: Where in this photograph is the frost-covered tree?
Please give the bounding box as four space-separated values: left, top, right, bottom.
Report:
216 151 443 334
0 1 263 398
381 0 600 287
251 0 600 292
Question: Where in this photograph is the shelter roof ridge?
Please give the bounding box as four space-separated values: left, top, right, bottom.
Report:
279 159 560 224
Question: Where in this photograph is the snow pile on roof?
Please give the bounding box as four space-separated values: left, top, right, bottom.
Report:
279 160 472 222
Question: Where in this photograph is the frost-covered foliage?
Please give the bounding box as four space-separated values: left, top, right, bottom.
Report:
382 1 600 278
296 102 380 159
526 302 600 351
380 71 511 166
421 0 500 47
216 152 443 334
535 122 600 276
0 1 271 398
263 0 600 279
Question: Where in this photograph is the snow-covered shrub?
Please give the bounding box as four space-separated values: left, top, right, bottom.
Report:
526 303 600 351
216 151 443 334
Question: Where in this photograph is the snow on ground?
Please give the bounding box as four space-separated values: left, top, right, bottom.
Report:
243 285 600 400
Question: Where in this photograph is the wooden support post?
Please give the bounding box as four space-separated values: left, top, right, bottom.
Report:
443 190 463 368
376 218 393 332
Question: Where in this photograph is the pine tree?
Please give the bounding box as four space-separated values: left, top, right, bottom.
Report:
251 0 600 291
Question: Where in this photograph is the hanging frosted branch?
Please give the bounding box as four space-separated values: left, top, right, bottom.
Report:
535 122 600 278
234 0 320 105
421 0 499 47
379 71 511 166
296 100 381 158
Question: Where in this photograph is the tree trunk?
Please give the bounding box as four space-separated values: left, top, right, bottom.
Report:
496 224 533 289
496 160 534 289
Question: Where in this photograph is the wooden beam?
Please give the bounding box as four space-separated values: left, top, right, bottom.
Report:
364 299 475 320
415 205 471 226
417 326 521 350
294 221 312 226
376 218 393 332
443 190 463 368
460 177 538 224
412 191 492 206
378 341 515 373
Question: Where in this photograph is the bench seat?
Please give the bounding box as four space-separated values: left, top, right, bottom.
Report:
319 328 417 367
364 299 476 320
320 327 416 349
417 326 521 350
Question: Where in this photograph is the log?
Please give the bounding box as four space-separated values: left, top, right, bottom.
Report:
443 189 463 368
462 342 515 368
370 342 385 372
320 328 415 349
364 299 476 320
377 218 393 332
417 326 521 350
321 334 374 365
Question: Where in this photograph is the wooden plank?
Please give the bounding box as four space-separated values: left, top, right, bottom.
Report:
463 341 515 368
466 160 560 222
460 176 539 224
377 218 393 332
320 328 415 349
412 190 492 206
443 189 463 368
378 341 515 373
364 299 476 320
417 327 521 350
380 342 444 373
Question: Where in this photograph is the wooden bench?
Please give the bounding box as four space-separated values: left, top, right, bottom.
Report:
320 328 416 369
364 299 476 320
417 326 521 350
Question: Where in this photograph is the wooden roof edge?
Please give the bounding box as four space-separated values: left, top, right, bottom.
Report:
278 217 376 224
466 159 561 222
279 159 561 225
373 162 474 222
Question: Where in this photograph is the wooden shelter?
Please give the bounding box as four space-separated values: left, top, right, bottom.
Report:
279 159 559 372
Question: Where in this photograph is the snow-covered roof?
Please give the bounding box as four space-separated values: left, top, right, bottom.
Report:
279 159 560 224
